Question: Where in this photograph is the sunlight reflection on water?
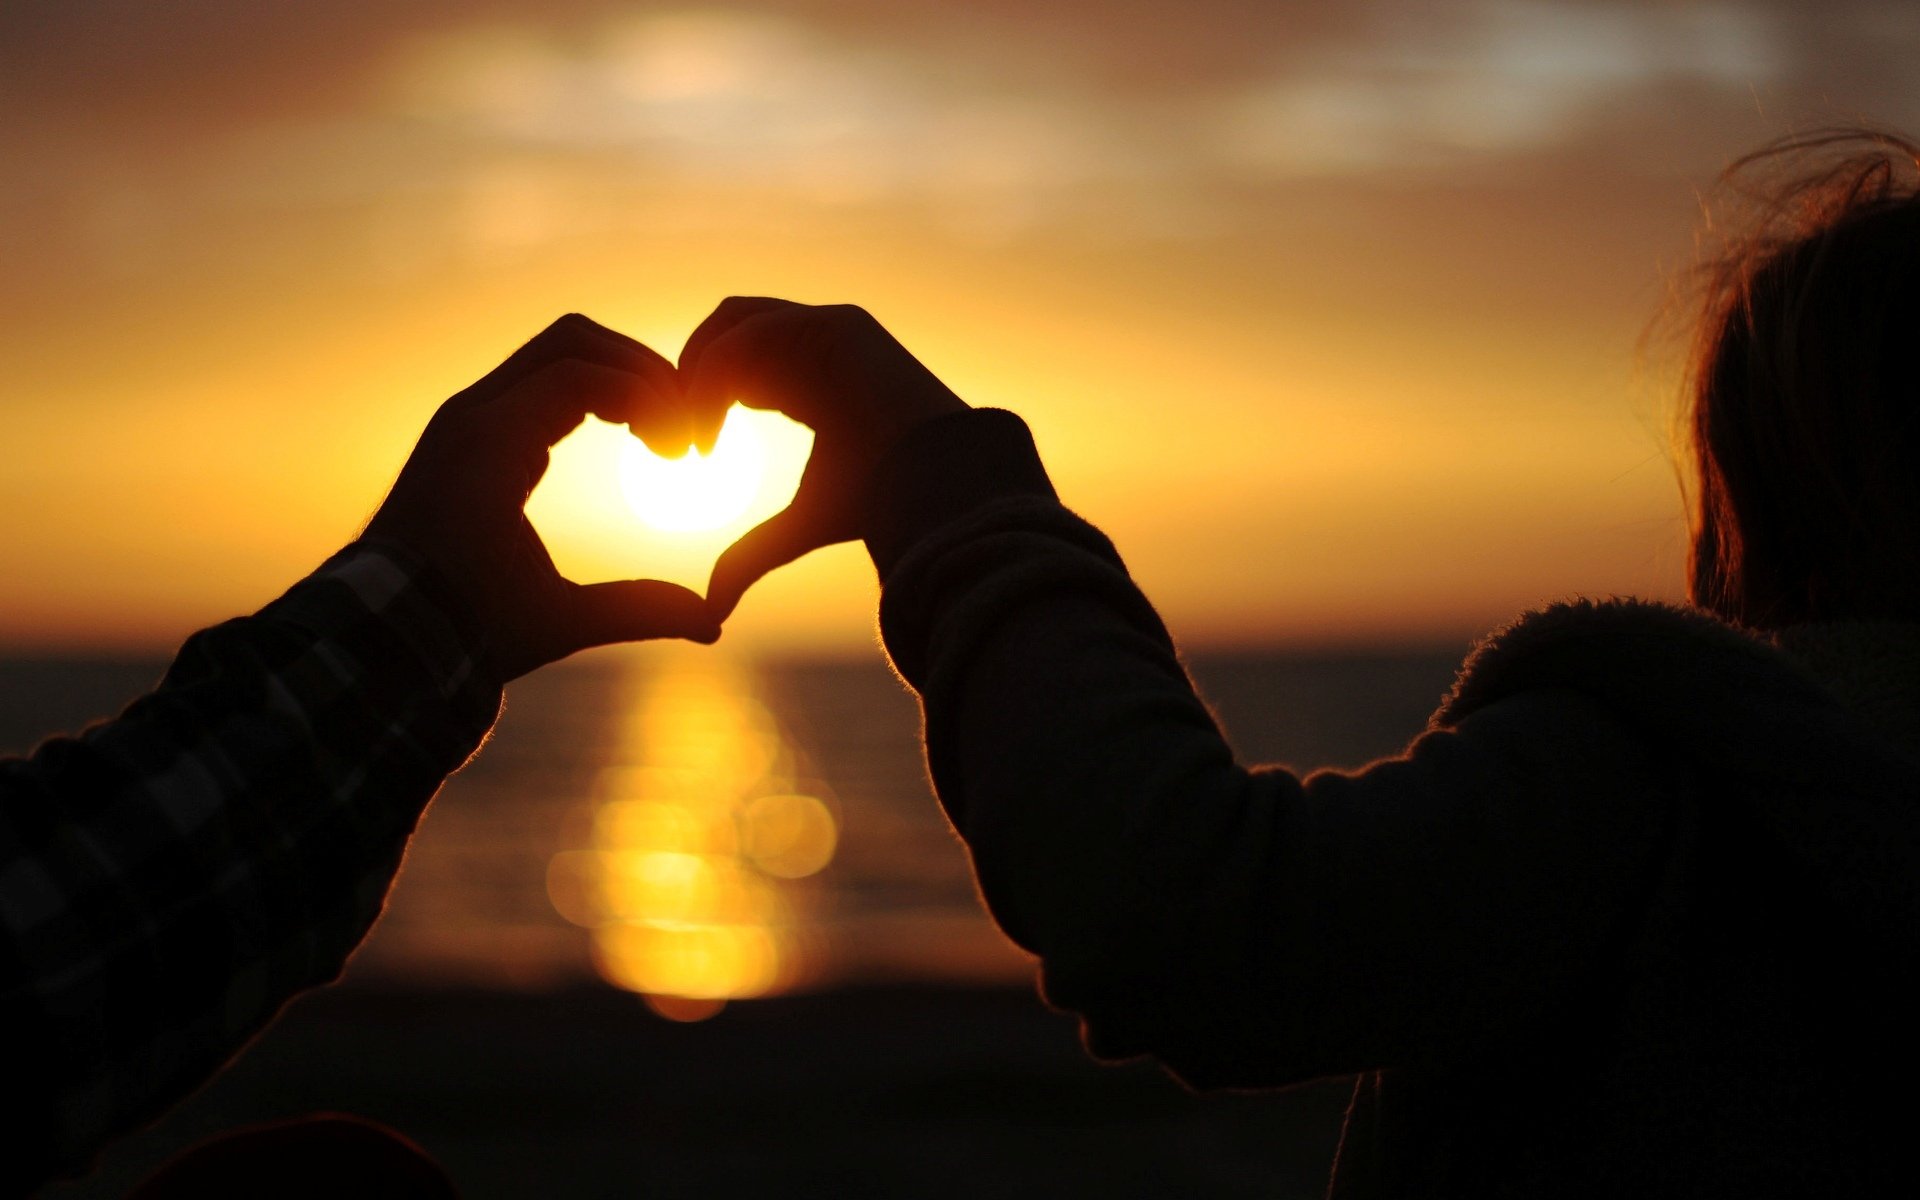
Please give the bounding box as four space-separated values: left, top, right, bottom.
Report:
546 645 839 1020
0 647 1469 998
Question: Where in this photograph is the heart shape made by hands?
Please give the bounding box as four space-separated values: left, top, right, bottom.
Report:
526 407 812 595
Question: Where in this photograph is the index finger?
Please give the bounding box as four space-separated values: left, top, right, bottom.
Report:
680 304 846 434
451 313 680 415
486 357 695 457
679 297 804 450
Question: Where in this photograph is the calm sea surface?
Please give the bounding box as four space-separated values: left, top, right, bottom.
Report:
0 644 1467 1005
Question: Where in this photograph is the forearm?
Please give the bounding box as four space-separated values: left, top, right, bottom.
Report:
0 543 501 1190
868 412 1669 1091
869 411 1300 1083
895 552 1286 1080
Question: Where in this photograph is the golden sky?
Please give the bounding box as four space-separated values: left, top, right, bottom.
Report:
5 0 1916 654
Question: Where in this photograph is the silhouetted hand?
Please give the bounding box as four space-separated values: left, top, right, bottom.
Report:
362 313 721 681
679 298 969 620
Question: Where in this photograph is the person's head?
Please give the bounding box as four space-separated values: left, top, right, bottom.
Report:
1686 128 1920 629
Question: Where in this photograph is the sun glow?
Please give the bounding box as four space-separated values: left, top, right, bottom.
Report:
524 407 811 594
621 407 768 532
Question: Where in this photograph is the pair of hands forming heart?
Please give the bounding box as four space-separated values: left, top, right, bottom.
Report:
361 299 968 682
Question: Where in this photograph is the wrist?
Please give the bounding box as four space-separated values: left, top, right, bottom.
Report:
346 536 496 680
861 408 1058 575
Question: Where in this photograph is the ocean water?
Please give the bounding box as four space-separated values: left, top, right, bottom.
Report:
0 642 1468 1003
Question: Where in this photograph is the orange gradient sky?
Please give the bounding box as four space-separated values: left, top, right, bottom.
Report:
5 0 1917 654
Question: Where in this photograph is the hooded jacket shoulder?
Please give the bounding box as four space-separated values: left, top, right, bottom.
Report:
1334 598 1920 1198
1434 598 1920 958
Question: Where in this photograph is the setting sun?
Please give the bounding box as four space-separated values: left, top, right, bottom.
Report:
621 407 768 532
524 405 811 595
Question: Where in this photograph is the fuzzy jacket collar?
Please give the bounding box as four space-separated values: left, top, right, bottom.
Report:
1433 598 1920 955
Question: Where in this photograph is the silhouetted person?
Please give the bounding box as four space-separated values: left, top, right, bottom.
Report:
678 131 1920 1197
0 315 719 1195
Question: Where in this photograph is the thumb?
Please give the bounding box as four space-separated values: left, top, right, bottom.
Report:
706 504 848 623
566 579 723 651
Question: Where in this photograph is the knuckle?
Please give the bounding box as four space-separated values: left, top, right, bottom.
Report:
423 403 477 441
536 313 592 341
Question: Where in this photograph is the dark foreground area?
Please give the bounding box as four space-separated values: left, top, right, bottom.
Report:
41 984 1350 1199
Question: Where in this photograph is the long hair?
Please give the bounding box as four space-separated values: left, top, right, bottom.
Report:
1687 128 1920 629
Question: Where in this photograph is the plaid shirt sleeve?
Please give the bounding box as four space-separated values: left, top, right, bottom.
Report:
0 542 504 1194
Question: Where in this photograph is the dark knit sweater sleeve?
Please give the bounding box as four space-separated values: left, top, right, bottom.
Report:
869 410 1672 1089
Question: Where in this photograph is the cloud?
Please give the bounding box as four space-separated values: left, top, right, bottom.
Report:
1213 0 1783 176
373 10 1192 243
3 0 1908 280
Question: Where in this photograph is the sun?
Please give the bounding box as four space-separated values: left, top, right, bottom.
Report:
620 408 769 533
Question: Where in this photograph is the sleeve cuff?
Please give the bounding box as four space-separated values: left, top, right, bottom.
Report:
863 408 1061 577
